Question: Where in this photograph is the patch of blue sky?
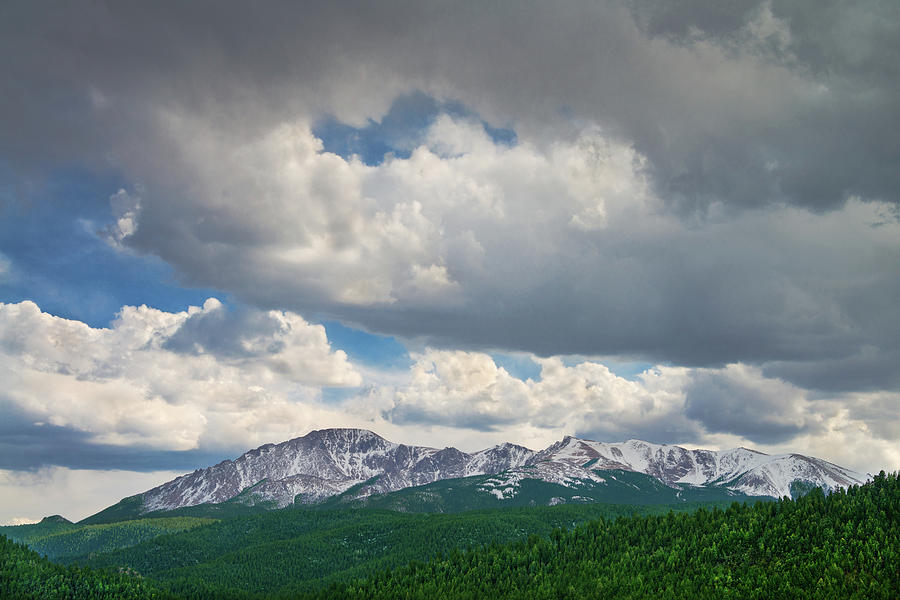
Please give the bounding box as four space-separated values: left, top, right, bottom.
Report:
490 353 655 383
0 168 221 328
491 352 542 382
320 387 362 405
605 360 655 381
0 167 413 370
313 91 516 166
321 319 411 371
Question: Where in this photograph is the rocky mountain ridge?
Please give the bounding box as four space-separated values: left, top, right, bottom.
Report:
139 428 869 513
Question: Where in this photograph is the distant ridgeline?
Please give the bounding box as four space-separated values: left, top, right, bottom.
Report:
80 429 869 523
1 471 897 599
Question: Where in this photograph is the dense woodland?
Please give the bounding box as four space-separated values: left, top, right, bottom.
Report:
78 502 696 596
0 535 172 600
1 472 897 599
311 471 900 600
1 517 215 562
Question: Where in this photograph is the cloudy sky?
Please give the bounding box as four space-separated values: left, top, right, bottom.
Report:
1 0 899 523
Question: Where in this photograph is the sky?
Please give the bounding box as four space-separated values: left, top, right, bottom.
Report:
1 0 899 524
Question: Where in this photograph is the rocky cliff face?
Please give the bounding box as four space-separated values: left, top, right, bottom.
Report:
140 428 869 512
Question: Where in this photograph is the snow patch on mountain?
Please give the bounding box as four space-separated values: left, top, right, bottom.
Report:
138 428 870 513
532 436 869 499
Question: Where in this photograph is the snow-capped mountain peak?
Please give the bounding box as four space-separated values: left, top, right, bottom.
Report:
532 436 868 498
136 429 870 513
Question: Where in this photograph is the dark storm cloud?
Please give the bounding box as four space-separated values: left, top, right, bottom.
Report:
763 350 900 394
626 0 900 211
684 368 813 444
629 0 765 40
328 203 899 376
2 0 899 396
0 403 225 472
3 0 899 210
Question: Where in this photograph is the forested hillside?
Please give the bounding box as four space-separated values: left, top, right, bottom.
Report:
1 517 215 562
4 473 897 599
79 502 704 596
309 472 900 600
0 535 171 600
323 469 761 513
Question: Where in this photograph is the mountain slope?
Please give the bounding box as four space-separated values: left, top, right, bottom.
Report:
87 428 869 520
138 429 534 514
535 436 868 498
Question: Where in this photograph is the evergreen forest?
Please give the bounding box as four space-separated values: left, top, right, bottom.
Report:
1 472 897 599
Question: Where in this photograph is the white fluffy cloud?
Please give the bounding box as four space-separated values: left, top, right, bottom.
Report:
8 299 896 475
5 1 899 387
122 113 648 312
370 350 900 474
0 299 361 452
104 103 900 388
1 301 897 524
6 300 893 474
380 350 687 435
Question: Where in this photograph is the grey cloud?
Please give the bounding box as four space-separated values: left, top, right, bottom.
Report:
629 0 765 40
3 1 899 211
128 164 900 391
2 0 899 397
163 305 286 358
684 368 813 444
575 415 703 447
841 395 900 442
627 0 900 212
330 202 899 372
384 404 514 433
763 349 900 394
0 402 225 472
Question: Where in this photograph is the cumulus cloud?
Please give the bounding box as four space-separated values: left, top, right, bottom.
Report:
117 114 642 312
2 1 899 390
102 111 900 388
369 350 900 474
377 350 696 440
0 299 360 456
1 1 899 488
103 188 142 247
1 301 897 491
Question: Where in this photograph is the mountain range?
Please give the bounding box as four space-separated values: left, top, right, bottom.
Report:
93 428 868 520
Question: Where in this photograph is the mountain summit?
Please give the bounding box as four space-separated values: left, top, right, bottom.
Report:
131 428 867 514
